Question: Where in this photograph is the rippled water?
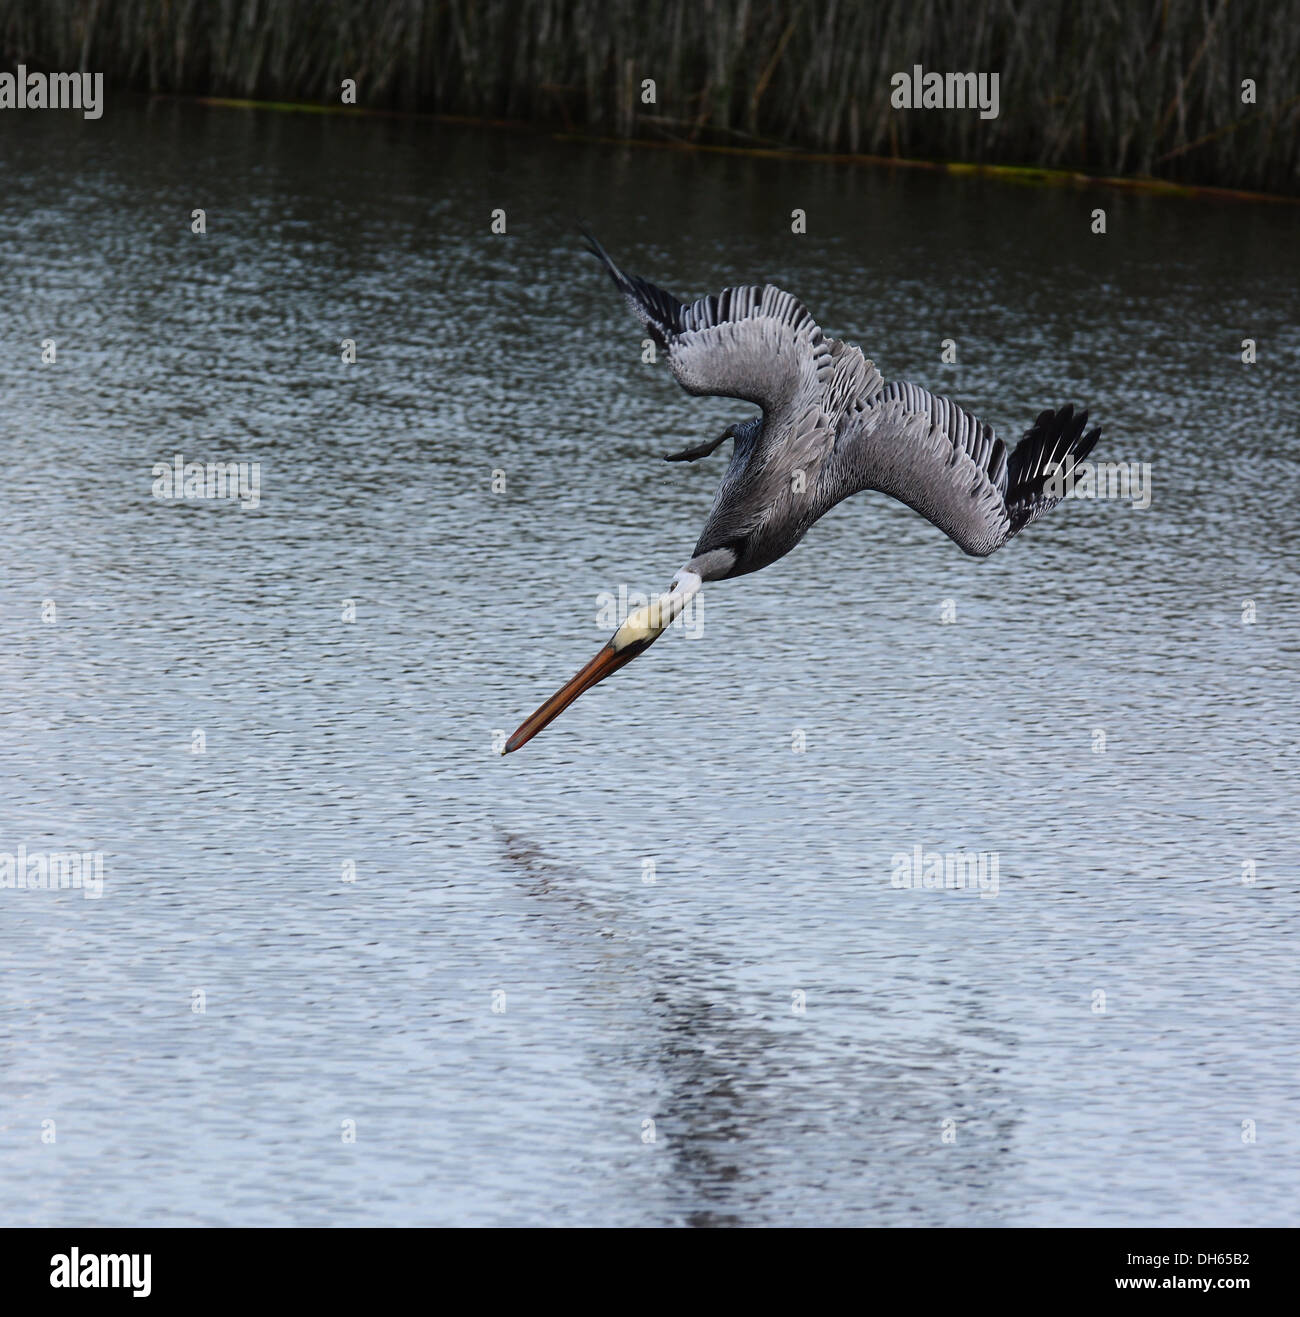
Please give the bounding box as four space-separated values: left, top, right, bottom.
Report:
1 101 1297 1227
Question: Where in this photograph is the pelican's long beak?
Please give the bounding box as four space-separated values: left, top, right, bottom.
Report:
503 634 653 754
503 571 702 755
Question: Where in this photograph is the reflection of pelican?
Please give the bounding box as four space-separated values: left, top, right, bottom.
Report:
495 828 1020 1224
505 231 1102 753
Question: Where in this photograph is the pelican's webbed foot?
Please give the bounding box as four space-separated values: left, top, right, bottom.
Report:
663 424 736 463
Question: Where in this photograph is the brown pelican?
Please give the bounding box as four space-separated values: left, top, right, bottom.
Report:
504 231 1101 754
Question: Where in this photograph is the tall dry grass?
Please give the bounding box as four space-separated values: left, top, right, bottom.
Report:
1 0 1295 194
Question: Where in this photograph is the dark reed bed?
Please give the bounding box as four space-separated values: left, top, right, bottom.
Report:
1 0 1296 195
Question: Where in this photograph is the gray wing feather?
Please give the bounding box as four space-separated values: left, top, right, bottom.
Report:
830 387 1012 556
669 285 833 421
828 383 1100 557
824 337 885 429
871 381 1008 494
580 230 852 475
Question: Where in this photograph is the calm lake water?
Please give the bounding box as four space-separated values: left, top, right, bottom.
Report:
1 101 1297 1227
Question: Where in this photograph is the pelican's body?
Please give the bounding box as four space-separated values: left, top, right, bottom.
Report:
504 232 1102 754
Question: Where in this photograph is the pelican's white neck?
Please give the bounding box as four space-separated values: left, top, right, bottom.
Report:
611 570 702 650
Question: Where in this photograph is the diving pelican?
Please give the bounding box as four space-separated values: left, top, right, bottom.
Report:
504 231 1102 754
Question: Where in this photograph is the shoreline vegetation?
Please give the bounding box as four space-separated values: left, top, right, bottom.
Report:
187 94 1299 205
1 1 1296 199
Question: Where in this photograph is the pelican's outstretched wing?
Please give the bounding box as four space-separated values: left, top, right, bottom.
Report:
581 228 866 475
827 381 1101 557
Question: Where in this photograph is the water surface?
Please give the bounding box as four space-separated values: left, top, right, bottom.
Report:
1 102 1297 1226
